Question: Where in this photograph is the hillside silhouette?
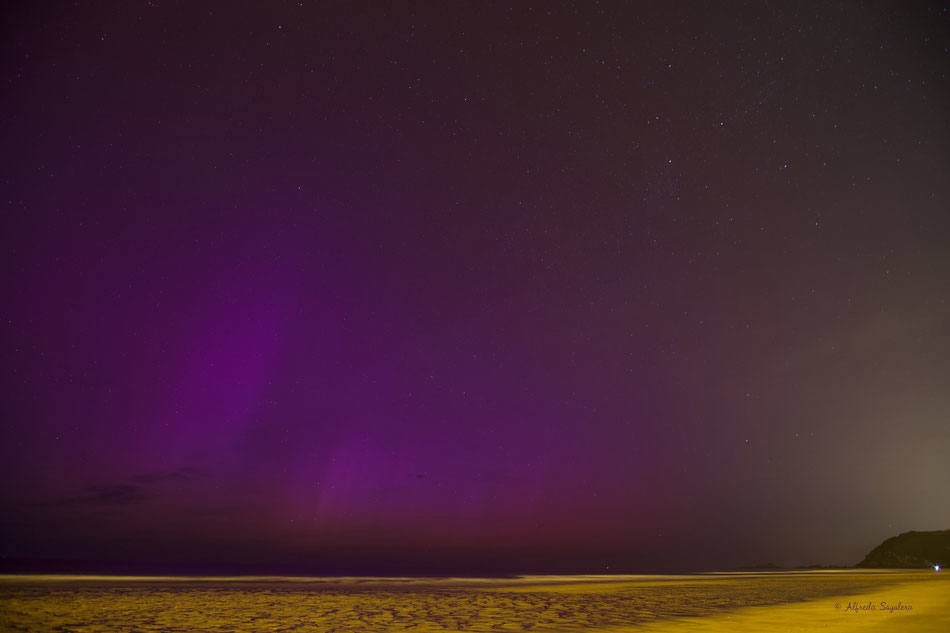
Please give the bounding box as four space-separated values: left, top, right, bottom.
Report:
857 529 949 568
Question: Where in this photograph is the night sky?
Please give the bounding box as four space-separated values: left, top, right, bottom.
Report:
2 2 949 575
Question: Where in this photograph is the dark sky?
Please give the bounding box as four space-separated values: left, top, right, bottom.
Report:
2 1 948 574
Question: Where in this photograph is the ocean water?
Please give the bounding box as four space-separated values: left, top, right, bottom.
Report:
0 571 935 632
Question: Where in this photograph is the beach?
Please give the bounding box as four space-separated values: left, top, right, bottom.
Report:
1 570 946 631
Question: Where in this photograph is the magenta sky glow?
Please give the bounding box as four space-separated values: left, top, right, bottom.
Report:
2 2 949 574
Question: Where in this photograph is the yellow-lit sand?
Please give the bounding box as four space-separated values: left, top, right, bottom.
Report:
626 573 949 632
0 570 946 631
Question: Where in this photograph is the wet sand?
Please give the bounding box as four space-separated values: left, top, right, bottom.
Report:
0 570 945 631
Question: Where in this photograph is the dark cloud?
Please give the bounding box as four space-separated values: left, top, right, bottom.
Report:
35 467 209 509
46 484 147 508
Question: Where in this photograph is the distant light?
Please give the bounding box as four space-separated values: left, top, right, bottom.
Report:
935 565 941 572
